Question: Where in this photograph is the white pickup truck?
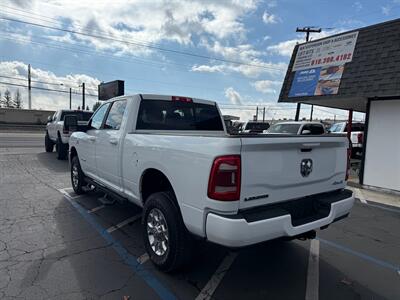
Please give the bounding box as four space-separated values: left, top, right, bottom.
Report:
329 122 364 158
45 109 93 159
68 94 354 272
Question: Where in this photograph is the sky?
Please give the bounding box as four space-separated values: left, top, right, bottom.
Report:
0 0 399 121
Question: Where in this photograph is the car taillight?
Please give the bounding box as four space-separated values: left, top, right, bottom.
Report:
172 96 193 103
357 133 363 144
345 148 351 181
208 155 241 201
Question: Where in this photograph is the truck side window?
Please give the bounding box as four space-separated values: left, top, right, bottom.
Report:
104 100 127 130
310 124 325 135
91 103 110 129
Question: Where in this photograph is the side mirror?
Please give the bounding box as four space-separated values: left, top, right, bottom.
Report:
301 129 311 135
63 115 78 134
47 116 52 122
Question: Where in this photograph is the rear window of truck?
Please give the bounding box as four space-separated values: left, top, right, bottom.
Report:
136 100 224 131
61 111 93 121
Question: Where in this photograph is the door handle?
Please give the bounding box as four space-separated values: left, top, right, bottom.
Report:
109 139 118 145
88 136 96 142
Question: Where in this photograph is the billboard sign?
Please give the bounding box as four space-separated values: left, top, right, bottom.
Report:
292 31 358 71
98 80 125 100
289 64 345 97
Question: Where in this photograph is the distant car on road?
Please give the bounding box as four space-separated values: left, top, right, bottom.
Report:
45 110 93 159
241 121 270 133
264 121 326 135
329 122 364 158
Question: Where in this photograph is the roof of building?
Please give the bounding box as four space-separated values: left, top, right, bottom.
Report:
278 18 400 112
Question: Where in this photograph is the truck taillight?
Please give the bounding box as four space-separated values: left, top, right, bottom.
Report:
357 133 363 144
208 155 241 201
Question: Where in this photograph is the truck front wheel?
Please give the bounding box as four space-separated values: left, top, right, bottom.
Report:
45 132 54 152
56 136 68 160
142 192 192 272
71 156 86 195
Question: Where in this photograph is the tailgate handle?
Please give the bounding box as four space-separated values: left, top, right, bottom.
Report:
302 143 320 147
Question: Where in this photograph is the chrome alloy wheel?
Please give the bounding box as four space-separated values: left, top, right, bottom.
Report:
147 208 169 256
72 163 79 188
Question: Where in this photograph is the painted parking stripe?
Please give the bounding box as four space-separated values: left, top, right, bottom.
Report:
365 202 400 214
58 188 84 200
356 188 368 204
137 253 150 265
60 190 176 300
195 252 238 300
106 215 142 233
318 238 400 273
305 239 320 300
88 205 106 214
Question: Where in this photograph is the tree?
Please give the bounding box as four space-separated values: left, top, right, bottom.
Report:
0 91 3 108
92 102 101 111
14 89 23 109
86 105 90 111
3 89 15 108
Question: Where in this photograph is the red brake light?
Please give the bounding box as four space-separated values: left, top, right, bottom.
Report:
208 155 241 201
172 96 193 103
357 133 363 144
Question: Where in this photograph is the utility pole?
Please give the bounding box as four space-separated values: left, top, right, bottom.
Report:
69 88 72 109
255 106 258 121
294 27 322 121
28 64 32 109
82 82 85 110
263 107 265 122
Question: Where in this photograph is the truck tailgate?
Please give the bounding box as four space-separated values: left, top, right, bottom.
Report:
239 135 348 209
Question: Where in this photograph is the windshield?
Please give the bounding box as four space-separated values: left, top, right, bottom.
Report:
245 122 270 131
267 123 301 134
329 123 345 132
61 111 93 121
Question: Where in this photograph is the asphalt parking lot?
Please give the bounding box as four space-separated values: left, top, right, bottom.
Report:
0 133 399 300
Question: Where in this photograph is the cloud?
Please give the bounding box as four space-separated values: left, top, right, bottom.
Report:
251 80 282 94
191 40 287 78
262 11 279 24
5 0 260 57
0 61 100 110
267 29 345 57
353 1 362 12
224 87 242 105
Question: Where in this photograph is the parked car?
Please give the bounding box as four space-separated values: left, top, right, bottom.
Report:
68 94 354 272
241 121 270 133
264 121 326 135
329 122 364 158
45 109 93 159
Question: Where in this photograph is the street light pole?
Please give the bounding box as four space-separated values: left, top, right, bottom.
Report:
69 88 72 109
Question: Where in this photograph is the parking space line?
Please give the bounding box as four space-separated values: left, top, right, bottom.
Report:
58 188 84 200
195 252 238 300
356 188 368 204
106 215 142 233
88 205 106 214
305 239 320 300
318 238 400 273
60 190 176 300
137 253 150 264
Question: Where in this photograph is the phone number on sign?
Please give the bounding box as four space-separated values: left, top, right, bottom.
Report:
311 53 352 65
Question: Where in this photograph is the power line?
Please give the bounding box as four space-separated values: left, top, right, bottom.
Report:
0 16 285 71
0 74 98 92
0 81 98 97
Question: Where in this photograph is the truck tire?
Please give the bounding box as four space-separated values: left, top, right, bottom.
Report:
45 132 54 152
56 136 68 160
71 156 86 195
142 191 192 272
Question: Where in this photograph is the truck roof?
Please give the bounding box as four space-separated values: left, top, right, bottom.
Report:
108 94 217 106
273 121 323 125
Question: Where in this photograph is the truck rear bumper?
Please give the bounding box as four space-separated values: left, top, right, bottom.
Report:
205 189 354 247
